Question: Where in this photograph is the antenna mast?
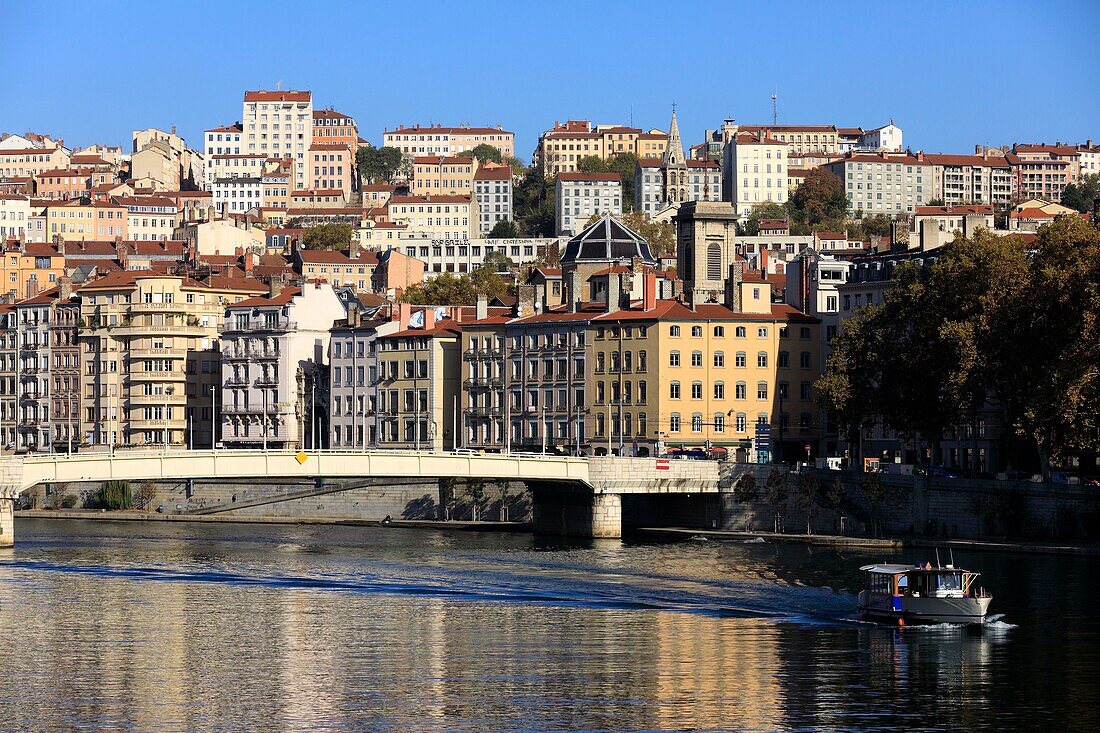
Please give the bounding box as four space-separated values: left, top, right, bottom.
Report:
771 91 778 126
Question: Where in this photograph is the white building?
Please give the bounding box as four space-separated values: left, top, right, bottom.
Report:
0 194 30 240
859 122 903 152
242 90 313 190
825 152 933 214
398 237 557 275
473 163 513 236
203 124 243 187
220 281 346 449
722 128 788 216
212 177 262 215
115 196 179 241
554 172 622 236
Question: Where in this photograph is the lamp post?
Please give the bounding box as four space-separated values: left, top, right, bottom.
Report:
163 386 174 452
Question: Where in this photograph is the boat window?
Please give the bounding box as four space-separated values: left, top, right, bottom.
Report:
936 573 962 591
897 575 909 592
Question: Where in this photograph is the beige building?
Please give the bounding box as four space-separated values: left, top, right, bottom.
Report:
387 194 478 241
537 120 669 176
46 199 129 241
0 193 30 241
739 125 840 155
925 151 1013 206
115 196 179 241
722 128 788 215
383 124 515 159
243 90 314 189
412 156 478 196
308 143 352 196
77 271 266 451
825 152 933 214
0 145 71 180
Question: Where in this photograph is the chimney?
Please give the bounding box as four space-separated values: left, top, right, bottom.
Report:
643 271 657 311
269 274 284 298
758 248 769 275
975 144 982 155
59 276 73 301
606 272 622 314
476 293 488 321
349 236 359 260
422 307 435 330
398 301 412 330
567 270 582 313
516 283 536 318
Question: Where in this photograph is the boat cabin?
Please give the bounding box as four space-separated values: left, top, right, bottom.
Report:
860 564 983 600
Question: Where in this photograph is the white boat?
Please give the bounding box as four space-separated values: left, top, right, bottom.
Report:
857 560 992 625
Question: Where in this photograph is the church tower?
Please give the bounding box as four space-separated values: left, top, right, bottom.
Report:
663 105 688 204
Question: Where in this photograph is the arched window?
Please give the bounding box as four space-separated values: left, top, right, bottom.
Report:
691 413 703 432
735 351 747 368
757 382 769 400
691 381 703 399
669 350 680 367
757 352 768 368
735 326 746 338
714 382 725 399
670 413 681 432
735 412 747 432
707 243 722 280
691 325 703 337
735 382 747 399
670 381 681 399
669 325 680 337
713 351 724 367
714 413 725 432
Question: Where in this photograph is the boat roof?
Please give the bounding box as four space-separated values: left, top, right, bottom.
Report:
860 563 973 575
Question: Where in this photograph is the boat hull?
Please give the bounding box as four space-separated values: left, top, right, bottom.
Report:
858 591 992 625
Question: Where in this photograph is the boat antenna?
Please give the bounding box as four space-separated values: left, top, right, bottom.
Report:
949 547 955 566
935 547 941 568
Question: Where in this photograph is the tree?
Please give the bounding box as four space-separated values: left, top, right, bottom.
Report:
356 145 404 184
740 201 788 236
301 222 354 251
488 219 519 239
469 143 503 165
616 211 675 259
481 249 515 272
788 168 848 228
826 476 845 513
96 480 133 511
135 480 158 511
796 472 820 534
607 152 638 211
1060 173 1100 213
505 156 527 175
575 156 610 173
858 213 893 238
514 164 555 237
860 472 886 537
765 468 789 505
733 473 758 503
400 262 514 306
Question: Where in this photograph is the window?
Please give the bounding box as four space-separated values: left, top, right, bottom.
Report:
670 413 681 432
735 326 746 338
691 381 702 399
801 382 812 400
736 413 747 432
691 413 703 432
758 327 768 338
757 352 768 368
691 351 703 367
713 351 724 367
735 351 747 368
757 382 769 400
714 413 725 432
670 325 680 337
714 326 725 337
735 382 746 399
669 350 680 367
691 326 703 337
800 352 811 369
670 381 681 399
714 382 725 399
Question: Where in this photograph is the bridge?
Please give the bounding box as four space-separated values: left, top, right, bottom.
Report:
0 450 718 545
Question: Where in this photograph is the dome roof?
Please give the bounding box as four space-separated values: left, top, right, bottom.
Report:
561 214 656 265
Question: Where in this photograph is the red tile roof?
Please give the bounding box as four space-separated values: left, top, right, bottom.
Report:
385 124 513 137
244 90 311 102
914 205 994 216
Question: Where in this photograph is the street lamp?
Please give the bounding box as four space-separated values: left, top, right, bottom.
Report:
164 386 174 452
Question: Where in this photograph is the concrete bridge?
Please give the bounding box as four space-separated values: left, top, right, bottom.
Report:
0 450 718 545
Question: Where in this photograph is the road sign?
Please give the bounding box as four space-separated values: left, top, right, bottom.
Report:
656 458 670 471
755 423 771 450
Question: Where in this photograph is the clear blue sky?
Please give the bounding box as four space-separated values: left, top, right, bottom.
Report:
2 0 1097 159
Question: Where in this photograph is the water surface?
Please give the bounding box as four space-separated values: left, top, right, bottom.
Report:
1 519 1095 732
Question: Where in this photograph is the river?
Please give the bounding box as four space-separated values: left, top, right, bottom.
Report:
0 518 1096 732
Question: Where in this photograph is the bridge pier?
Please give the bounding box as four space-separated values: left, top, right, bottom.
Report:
531 487 622 539
0 498 13 548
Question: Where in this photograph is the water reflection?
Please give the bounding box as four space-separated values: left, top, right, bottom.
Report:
0 520 1098 732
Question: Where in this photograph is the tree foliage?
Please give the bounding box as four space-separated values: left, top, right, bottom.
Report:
788 168 849 230
1061 173 1100 213
96 480 133 510
356 145 405 184
765 468 789 505
513 164 555 237
817 219 1100 469
469 143 502 165
400 263 514 306
740 201 788 236
583 210 674 259
301 222 355 251
488 219 520 239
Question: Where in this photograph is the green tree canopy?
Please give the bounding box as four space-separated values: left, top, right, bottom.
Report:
1061 173 1100 213
400 263 515 306
356 145 405 184
301 222 355 251
789 168 849 229
740 201 788 235
487 219 520 239
469 143 503 165
607 152 638 211
514 164 555 237
575 156 610 173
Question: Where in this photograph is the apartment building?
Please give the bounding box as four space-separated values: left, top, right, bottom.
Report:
362 184 396 210
722 131 788 215
739 124 840 155
212 177 262 214
0 146 71 179
293 248 378 291
925 152 1013 206
911 205 996 249
77 271 266 451
36 169 90 200
536 120 670 176
242 90 313 190
0 193 29 241
1007 145 1073 202
1 241 64 299
115 196 179 241
220 282 346 449
589 286 822 460
412 156 478 196
383 124 515 159
14 287 79 452
309 143 352 195
206 153 267 188
473 163 513 236
46 199 129 241
387 194 478 241
373 306 462 450
312 109 359 150
555 172 622 236
395 236 546 275
328 313 398 449
0 305 15 451
825 152 933 214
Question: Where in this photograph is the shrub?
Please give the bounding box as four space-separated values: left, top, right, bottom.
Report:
60 495 78 509
733 473 758 503
765 468 789 505
96 480 133 510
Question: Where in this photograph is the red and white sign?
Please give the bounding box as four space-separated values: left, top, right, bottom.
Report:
656 459 670 471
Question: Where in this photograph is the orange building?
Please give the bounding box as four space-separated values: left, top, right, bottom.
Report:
0 241 65 299
36 169 90 200
308 143 353 196
312 109 359 152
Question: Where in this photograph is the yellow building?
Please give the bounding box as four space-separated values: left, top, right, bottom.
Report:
537 120 669 176
77 271 266 450
589 283 821 459
386 194 478 241
115 195 180 241
411 156 478 196
0 241 64 300
739 125 840 155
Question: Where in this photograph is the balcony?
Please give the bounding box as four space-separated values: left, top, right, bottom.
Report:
223 318 296 334
254 376 280 387
130 417 187 428
128 393 187 406
467 406 503 418
130 347 186 359
128 370 186 382
464 376 504 389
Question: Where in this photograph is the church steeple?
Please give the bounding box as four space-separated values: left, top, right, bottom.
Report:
663 103 686 167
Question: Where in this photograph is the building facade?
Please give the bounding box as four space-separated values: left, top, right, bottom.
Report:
383 125 515 159
242 90 313 190
825 152 933 214
555 172 622 236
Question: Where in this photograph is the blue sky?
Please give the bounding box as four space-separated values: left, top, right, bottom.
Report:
2 0 1097 159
